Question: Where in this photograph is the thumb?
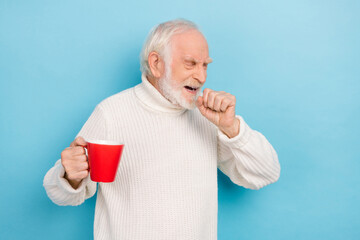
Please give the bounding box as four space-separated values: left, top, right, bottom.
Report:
196 96 203 107
71 136 87 147
196 96 206 115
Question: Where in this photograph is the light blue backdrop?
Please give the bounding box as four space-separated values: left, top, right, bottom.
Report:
1 0 359 239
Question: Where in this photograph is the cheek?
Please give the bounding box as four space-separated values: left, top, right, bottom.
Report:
172 69 193 86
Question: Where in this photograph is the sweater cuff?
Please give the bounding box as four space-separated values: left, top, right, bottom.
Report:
217 115 252 148
57 162 90 194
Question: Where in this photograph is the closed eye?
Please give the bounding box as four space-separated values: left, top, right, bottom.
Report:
185 60 196 67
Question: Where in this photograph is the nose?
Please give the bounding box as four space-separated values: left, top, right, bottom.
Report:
193 66 207 84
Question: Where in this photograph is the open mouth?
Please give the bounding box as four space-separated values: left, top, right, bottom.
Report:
184 86 199 93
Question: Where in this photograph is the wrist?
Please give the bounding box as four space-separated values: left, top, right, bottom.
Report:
220 118 240 138
64 172 82 190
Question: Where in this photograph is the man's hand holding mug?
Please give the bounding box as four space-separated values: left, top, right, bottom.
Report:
61 136 124 189
61 137 89 189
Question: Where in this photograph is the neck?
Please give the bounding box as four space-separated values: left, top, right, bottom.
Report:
146 75 159 90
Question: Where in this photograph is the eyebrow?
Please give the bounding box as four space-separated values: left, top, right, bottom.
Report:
184 56 213 64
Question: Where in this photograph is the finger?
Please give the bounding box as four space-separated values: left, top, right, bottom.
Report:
76 170 89 180
70 136 87 147
196 96 207 115
202 88 211 108
220 98 231 112
213 94 224 112
228 94 236 106
64 159 88 174
207 91 217 110
196 96 203 108
73 154 88 162
74 161 89 172
77 170 89 180
61 148 72 160
72 146 86 156
67 170 89 181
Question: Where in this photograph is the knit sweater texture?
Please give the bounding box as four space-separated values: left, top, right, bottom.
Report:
43 74 280 240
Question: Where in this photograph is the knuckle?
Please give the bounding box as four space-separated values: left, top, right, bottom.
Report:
205 88 213 95
73 137 85 146
75 147 85 156
214 98 221 105
76 171 88 180
215 93 223 99
79 154 87 162
70 148 77 155
75 146 84 153
61 152 71 163
81 161 89 170
62 160 72 170
74 161 86 171
84 162 89 169
60 151 66 159
81 171 89 179
203 90 209 98
226 99 232 105
61 147 71 156
61 157 67 165
224 96 232 102
61 160 67 169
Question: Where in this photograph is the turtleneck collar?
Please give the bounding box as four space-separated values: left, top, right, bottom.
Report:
134 74 187 115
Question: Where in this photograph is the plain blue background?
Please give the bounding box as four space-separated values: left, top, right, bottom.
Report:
1 0 359 239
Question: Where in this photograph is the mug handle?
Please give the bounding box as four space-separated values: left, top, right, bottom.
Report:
83 144 89 171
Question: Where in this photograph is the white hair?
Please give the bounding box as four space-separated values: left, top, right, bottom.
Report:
140 19 199 77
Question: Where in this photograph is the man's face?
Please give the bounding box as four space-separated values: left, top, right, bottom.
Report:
158 29 212 109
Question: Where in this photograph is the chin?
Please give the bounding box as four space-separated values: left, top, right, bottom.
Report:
178 98 197 110
182 103 196 110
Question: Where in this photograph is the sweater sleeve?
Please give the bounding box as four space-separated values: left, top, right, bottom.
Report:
217 116 280 190
43 104 108 206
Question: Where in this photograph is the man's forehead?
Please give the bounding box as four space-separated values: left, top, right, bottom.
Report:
170 30 211 62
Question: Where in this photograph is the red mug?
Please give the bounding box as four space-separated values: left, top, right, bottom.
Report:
85 140 124 183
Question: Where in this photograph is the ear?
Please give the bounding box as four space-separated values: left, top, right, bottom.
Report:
148 51 165 78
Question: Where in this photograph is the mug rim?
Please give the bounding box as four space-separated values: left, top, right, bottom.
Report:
87 139 124 145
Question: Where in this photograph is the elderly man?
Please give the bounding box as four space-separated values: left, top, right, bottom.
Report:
44 19 280 240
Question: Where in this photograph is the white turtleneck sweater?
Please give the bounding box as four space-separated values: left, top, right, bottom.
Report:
43 74 280 240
